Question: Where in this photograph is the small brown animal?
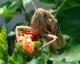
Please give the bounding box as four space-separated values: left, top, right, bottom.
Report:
31 8 66 54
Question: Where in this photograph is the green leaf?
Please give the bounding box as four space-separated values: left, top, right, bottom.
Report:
37 53 48 64
0 1 11 14
9 53 27 64
39 0 56 6
0 1 16 16
27 58 37 64
27 53 49 64
0 26 8 49
49 0 80 62
34 41 41 48
0 59 5 64
1 26 7 36
0 1 18 23
39 0 63 6
56 0 80 43
53 61 79 64
50 44 80 62
46 9 57 13
5 12 20 23
0 26 8 62
8 1 16 9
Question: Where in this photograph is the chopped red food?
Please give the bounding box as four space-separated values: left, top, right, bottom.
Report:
30 33 39 41
23 42 34 54
17 32 39 54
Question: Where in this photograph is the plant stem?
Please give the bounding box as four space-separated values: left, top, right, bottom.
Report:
31 0 37 11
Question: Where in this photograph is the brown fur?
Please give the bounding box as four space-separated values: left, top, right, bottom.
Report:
31 8 66 52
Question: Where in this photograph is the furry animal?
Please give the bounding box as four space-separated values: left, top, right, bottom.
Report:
31 8 66 53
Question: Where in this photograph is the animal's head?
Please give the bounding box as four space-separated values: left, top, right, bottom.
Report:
31 8 48 34
31 8 57 34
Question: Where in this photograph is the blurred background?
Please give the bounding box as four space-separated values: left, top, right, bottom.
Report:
0 0 55 32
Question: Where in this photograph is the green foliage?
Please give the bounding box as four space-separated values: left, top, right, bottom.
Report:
0 1 20 23
8 53 27 64
39 0 63 6
17 0 32 11
0 1 11 15
27 53 48 64
56 0 80 44
0 59 5 64
0 26 8 63
0 1 16 16
50 44 80 62
39 0 56 6
53 61 79 64
0 0 80 64
34 41 42 48
48 0 80 62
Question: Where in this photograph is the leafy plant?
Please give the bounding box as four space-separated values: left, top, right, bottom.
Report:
0 0 80 64
0 26 8 63
49 0 80 63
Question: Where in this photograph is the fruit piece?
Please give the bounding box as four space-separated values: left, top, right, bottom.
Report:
22 32 39 41
23 42 34 54
34 41 42 48
17 32 40 54
18 32 24 36
26 37 32 43
30 33 39 41
18 32 39 42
